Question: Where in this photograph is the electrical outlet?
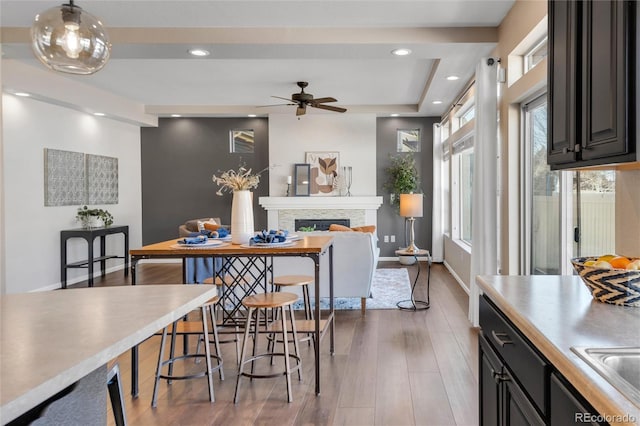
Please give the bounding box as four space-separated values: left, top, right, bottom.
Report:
383 235 389 243
390 235 396 243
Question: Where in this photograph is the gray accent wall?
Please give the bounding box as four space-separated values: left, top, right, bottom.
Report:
376 117 437 257
141 118 269 244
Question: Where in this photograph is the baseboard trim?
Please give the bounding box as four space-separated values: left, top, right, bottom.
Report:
35 260 182 292
443 260 470 295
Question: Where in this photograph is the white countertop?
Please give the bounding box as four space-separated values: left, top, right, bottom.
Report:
0 285 217 424
477 275 640 425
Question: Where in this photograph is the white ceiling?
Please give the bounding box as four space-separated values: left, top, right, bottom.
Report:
0 0 515 118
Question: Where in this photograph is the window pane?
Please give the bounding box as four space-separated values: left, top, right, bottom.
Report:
442 157 450 235
574 171 616 257
525 37 548 72
460 150 473 244
529 100 561 274
460 107 475 127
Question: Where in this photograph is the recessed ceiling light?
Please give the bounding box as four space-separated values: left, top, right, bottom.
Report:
248 114 257 118
391 48 412 56
14 92 30 97
93 112 105 116
188 48 210 57
446 75 460 81
390 113 399 117
171 114 181 118
432 100 443 105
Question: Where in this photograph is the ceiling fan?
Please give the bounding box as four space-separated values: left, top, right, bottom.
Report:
265 81 347 116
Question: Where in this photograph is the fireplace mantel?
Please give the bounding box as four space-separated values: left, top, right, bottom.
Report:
259 196 383 210
258 196 383 230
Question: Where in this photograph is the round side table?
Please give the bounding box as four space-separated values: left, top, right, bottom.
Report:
395 248 431 311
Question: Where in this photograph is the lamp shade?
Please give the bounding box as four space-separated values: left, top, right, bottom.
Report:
31 1 111 75
399 193 423 218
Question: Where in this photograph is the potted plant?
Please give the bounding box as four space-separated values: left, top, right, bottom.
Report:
76 205 114 229
383 153 421 208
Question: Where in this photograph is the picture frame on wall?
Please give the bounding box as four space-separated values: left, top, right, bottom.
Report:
230 130 255 153
293 163 310 196
305 151 339 196
397 129 421 152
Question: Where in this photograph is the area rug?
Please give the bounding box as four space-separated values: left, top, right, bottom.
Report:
293 268 411 310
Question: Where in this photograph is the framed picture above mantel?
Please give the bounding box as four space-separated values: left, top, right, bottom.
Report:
305 151 339 196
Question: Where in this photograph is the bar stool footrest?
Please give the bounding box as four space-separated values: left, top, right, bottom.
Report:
158 353 223 381
239 353 302 379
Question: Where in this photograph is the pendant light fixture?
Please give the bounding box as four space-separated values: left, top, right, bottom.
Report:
31 0 111 75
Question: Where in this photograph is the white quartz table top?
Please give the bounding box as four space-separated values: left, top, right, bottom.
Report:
0 285 217 424
477 275 640 425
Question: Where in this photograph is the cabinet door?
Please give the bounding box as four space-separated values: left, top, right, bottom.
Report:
504 374 545 426
550 373 606 425
548 0 579 165
479 335 502 426
581 0 631 160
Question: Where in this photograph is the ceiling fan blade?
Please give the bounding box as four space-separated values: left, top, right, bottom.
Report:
311 97 338 104
310 97 337 104
312 104 347 113
256 103 295 108
296 105 307 116
272 96 295 102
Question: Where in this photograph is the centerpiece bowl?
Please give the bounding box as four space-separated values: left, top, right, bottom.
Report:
571 257 640 307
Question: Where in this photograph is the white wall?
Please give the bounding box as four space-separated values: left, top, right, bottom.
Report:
267 113 378 197
2 94 142 293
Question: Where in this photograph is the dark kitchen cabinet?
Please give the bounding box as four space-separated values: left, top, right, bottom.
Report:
478 295 606 426
479 334 545 426
548 0 637 169
550 372 606 425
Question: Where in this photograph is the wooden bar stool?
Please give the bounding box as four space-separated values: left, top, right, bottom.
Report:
234 292 302 403
270 275 315 347
151 296 223 407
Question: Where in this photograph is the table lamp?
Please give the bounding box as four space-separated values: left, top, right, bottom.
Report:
400 193 423 253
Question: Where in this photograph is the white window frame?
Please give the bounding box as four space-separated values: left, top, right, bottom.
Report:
451 132 474 250
524 36 548 73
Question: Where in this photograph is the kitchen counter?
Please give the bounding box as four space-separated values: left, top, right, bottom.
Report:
477 275 640 425
0 285 217 424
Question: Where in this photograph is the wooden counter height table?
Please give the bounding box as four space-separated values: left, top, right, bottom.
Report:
0 285 217 425
129 235 336 397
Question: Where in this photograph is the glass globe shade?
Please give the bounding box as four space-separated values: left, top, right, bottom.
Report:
31 2 111 75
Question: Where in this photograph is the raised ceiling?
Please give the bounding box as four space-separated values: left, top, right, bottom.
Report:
0 0 515 118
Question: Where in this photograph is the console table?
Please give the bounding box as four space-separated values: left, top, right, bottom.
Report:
60 225 129 289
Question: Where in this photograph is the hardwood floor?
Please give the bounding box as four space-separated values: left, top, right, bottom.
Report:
83 261 479 425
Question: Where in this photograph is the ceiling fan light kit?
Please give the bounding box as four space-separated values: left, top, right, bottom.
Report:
264 81 347 116
31 0 111 75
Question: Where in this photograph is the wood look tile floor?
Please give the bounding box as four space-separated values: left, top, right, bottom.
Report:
82 261 479 425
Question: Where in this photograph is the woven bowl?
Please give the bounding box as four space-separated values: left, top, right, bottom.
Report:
571 257 640 307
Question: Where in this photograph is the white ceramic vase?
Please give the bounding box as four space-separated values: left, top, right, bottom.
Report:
231 190 254 244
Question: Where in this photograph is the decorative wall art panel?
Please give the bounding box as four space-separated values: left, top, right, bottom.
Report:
87 154 119 204
305 151 339 196
43 149 119 206
44 148 86 206
397 129 421 152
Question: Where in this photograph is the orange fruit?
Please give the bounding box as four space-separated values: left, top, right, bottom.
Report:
597 254 616 262
609 256 631 269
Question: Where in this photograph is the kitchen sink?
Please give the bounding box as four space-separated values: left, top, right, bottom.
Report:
571 347 640 408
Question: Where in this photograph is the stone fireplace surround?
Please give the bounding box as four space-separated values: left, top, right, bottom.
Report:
258 196 383 232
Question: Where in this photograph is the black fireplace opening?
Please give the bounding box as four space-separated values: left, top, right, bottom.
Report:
294 219 350 231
